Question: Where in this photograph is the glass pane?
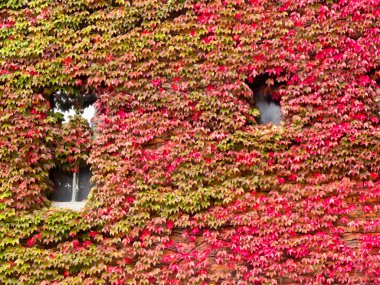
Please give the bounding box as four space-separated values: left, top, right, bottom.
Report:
54 105 95 126
256 100 281 125
52 91 96 126
82 105 96 127
77 166 93 201
49 169 73 202
54 107 76 123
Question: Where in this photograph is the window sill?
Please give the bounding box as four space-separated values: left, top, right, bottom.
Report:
50 201 86 211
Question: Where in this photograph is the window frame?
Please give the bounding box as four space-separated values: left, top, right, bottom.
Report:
49 163 93 211
48 90 97 210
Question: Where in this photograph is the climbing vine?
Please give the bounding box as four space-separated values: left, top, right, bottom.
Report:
0 0 379 284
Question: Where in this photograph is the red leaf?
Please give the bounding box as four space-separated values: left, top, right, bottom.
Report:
277 177 286 184
63 56 72 66
152 79 161 87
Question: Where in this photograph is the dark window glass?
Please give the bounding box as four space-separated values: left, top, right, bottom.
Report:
48 169 73 202
247 74 282 126
77 166 93 201
254 86 281 125
49 166 93 202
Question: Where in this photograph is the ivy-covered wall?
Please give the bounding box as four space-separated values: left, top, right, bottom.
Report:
0 0 379 284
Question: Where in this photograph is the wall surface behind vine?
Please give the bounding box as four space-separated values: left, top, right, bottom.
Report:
0 0 379 284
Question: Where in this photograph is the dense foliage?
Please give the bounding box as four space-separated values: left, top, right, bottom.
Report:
0 0 379 284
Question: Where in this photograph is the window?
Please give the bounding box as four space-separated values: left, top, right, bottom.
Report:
56 104 96 127
48 91 97 210
50 90 97 127
247 74 282 126
48 165 93 209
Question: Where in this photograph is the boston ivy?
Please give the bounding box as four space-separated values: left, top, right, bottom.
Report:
0 0 379 284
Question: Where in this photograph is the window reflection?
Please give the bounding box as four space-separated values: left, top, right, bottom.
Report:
246 74 282 126
48 165 93 203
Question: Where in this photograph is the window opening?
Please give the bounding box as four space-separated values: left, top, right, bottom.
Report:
51 90 97 127
48 164 93 203
48 90 97 209
247 74 282 126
